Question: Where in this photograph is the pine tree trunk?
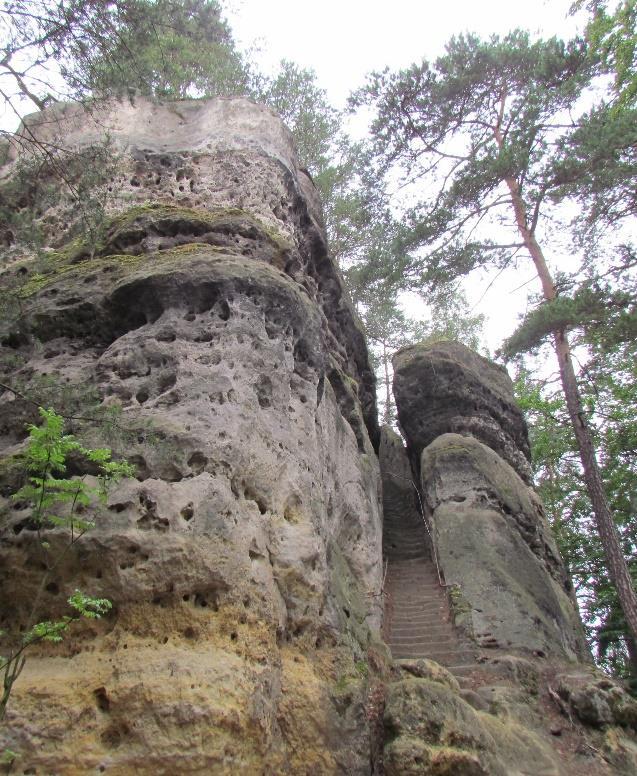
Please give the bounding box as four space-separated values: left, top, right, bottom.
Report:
504 175 637 656
382 341 392 426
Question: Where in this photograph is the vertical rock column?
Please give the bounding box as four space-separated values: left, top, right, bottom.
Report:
0 97 382 774
392 341 588 661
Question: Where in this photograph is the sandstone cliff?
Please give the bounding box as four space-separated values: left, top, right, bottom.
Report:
0 97 383 774
1 98 637 776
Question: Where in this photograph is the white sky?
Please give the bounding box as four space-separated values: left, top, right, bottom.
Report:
226 0 581 108
226 0 586 353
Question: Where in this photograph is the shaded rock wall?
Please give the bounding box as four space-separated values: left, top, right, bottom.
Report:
393 341 531 482
0 97 383 773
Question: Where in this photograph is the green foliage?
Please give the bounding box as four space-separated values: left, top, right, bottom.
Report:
350 30 595 290
0 749 16 766
574 0 637 107
257 60 340 174
515 351 637 685
25 591 111 644
13 407 134 535
0 407 131 722
84 0 251 100
501 284 635 358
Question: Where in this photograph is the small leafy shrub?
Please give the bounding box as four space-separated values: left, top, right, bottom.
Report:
0 407 134 721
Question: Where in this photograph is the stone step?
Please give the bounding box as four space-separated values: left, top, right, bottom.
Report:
386 558 434 568
392 649 476 663
389 598 447 607
389 604 448 614
390 636 460 649
390 619 459 630
390 608 448 618
383 501 472 673
388 587 445 596
391 620 456 638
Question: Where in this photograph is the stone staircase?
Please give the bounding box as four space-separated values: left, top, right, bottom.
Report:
382 469 476 679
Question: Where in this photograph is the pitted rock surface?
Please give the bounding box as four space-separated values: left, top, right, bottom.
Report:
0 97 381 774
393 340 532 482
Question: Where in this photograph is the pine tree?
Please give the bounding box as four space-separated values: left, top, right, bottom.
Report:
352 30 637 651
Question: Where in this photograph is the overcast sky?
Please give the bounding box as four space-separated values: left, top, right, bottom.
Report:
226 0 582 108
225 0 586 352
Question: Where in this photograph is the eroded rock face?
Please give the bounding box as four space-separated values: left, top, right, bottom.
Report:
0 97 382 773
421 433 588 660
393 341 531 482
383 673 562 776
392 341 587 663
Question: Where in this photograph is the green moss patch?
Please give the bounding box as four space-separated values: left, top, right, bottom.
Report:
13 203 293 298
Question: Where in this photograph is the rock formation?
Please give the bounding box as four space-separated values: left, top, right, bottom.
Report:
393 341 532 482
393 341 586 661
1 98 637 775
0 97 383 773
386 339 637 774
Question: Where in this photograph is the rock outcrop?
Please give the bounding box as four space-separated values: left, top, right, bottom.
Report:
2 98 637 776
387 340 637 774
393 340 586 661
393 341 532 482
0 97 383 773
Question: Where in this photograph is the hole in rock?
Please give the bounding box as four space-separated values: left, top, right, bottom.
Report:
216 301 230 321
230 631 238 642
255 375 273 409
136 389 149 404
45 582 59 595
180 503 194 521
94 687 110 712
108 503 129 513
194 331 213 343
283 494 302 524
187 451 207 475
156 329 176 343
158 372 177 393
184 626 197 639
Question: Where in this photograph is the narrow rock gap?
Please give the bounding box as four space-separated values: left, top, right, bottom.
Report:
379 426 477 684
